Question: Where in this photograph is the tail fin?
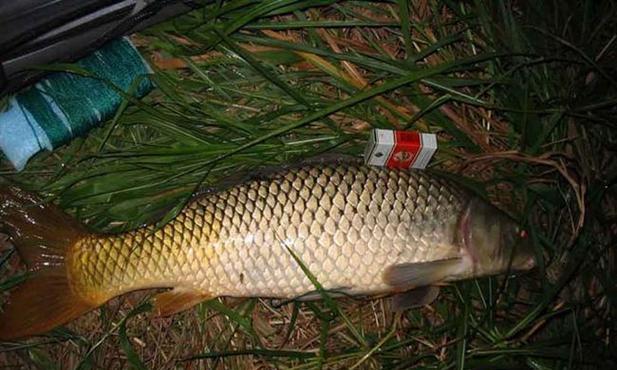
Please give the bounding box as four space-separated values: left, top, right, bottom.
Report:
0 187 95 340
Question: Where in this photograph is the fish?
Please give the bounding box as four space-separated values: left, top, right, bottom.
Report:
0 158 535 340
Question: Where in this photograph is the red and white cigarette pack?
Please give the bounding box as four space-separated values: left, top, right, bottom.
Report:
364 129 437 169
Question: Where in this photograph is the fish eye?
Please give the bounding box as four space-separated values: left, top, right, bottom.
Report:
513 225 527 239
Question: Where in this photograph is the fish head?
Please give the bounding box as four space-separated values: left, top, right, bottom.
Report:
462 198 536 277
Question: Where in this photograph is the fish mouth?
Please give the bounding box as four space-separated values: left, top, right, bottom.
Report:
523 256 536 270
510 242 537 271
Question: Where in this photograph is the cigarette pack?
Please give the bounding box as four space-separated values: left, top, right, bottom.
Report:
364 129 437 169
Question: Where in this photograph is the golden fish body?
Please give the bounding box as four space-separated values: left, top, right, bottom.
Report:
70 163 464 302
0 161 534 339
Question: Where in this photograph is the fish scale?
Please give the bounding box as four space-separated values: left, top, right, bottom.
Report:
67 163 468 303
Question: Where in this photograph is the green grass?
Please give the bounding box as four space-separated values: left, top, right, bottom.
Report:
1 0 616 368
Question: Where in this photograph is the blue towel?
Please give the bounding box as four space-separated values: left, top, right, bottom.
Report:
0 37 153 171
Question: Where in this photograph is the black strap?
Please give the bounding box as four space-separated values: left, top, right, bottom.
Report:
103 0 203 43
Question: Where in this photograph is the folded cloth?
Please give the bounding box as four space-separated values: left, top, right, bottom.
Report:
0 37 153 171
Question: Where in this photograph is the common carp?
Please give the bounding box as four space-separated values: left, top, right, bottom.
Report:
0 159 535 339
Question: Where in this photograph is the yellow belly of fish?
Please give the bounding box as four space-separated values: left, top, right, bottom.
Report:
67 165 464 303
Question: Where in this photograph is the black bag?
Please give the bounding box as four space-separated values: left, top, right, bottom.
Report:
0 0 202 95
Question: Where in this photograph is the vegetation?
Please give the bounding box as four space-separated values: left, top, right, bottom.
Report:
1 0 615 368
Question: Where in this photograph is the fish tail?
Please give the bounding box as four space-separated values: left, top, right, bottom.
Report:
0 186 96 340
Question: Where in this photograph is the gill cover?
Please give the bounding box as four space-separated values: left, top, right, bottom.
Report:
463 198 535 276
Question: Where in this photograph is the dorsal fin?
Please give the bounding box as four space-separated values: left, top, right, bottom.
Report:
195 153 364 196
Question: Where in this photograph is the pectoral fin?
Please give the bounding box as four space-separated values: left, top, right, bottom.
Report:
383 258 464 289
152 288 212 316
390 286 440 312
